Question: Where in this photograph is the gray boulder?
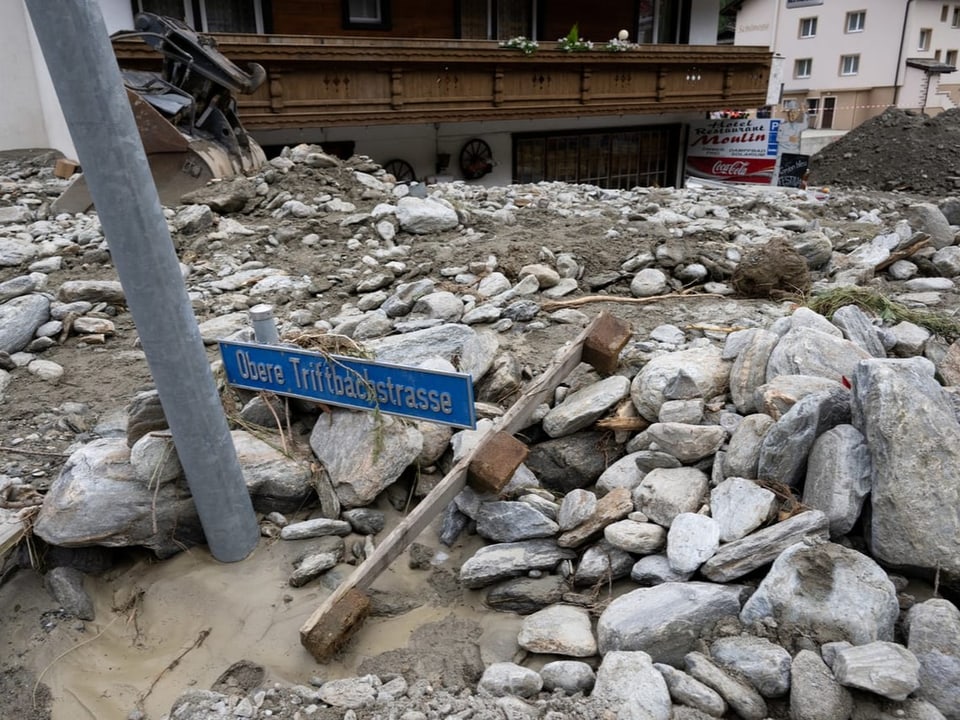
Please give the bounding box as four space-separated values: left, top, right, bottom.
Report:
723 413 775 479
0 293 49 354
833 641 920 701
905 598 960 719
801 424 871 537
631 346 731 422
597 581 746 665
33 438 203 557
740 541 899 646
790 649 853 720
365 323 498 381
766 327 872 383
459 540 576 589
853 357 960 588
309 409 423 508
757 385 851 487
592 651 672 720
710 635 791 698
395 196 459 235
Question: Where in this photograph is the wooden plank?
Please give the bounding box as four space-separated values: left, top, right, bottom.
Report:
0 511 25 561
299 311 622 661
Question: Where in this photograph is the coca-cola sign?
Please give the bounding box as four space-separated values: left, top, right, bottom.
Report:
686 119 781 185
712 160 749 176
686 157 776 184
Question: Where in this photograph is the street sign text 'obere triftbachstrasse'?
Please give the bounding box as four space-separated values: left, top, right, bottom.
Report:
219 340 477 429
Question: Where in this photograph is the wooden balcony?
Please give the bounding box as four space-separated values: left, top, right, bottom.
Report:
112 35 773 130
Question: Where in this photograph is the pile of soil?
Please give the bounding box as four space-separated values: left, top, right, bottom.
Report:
808 107 960 195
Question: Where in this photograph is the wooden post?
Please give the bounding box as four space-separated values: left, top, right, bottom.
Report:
298 311 630 662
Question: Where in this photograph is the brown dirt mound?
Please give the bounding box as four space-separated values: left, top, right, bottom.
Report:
808 106 960 196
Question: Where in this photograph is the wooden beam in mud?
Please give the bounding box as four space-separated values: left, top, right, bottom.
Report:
299 310 632 662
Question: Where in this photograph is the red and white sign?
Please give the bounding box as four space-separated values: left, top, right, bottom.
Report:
686 119 781 185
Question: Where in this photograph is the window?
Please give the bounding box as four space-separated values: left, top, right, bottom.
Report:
459 0 535 40
806 98 820 129
954 7 960 27
943 4 950 22
514 126 680 190
201 0 258 32
794 58 812 78
342 0 391 29
920 28 932 51
799 17 817 38
948 49 959 66
840 54 860 75
135 0 184 19
936 49 943 61
133 0 262 32
846 11 865 33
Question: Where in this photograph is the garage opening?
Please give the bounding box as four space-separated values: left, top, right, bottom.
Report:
512 125 681 189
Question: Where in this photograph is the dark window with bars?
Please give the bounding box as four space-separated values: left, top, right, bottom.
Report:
133 0 258 32
134 0 185 20
204 0 257 32
513 126 679 189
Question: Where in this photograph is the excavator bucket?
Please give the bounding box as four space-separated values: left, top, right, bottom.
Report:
54 13 267 214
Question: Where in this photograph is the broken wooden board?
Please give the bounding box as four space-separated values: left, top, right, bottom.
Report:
0 509 25 562
299 310 631 662
466 431 529 495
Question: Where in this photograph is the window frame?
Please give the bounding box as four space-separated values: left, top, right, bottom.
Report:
840 54 860 76
794 57 813 79
805 97 820 129
199 0 263 33
341 0 392 30
919 28 932 51
845 10 865 33
799 16 818 39
133 0 263 33
512 125 681 190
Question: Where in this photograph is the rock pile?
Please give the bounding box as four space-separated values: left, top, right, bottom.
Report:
3 146 960 719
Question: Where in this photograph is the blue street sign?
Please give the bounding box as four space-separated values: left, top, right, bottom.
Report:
218 340 477 429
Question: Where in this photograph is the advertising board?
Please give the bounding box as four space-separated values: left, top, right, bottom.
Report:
686 118 781 185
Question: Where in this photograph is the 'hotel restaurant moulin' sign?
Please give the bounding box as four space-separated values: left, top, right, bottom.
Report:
219 340 477 429
686 118 781 185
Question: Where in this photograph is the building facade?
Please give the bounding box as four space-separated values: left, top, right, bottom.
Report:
735 0 958 132
6 0 775 188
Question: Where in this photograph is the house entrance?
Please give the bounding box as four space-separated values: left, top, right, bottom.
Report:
512 125 680 189
821 97 836 129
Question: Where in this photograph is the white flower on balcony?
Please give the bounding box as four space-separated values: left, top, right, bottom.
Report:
499 36 539 55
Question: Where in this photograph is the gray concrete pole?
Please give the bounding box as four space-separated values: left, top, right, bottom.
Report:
25 0 259 562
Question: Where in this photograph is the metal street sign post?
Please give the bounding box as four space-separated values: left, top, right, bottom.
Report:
219 340 477 429
26 0 259 563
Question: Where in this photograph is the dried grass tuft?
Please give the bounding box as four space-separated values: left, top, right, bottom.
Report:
807 286 960 342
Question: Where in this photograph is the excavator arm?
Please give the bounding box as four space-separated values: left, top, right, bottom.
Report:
54 12 267 213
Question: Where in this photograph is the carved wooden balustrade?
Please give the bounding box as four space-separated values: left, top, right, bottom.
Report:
112 35 772 130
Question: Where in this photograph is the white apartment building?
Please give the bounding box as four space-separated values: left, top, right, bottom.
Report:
735 0 960 131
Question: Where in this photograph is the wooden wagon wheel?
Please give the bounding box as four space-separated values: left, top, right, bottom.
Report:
382 158 416 183
459 138 494 180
